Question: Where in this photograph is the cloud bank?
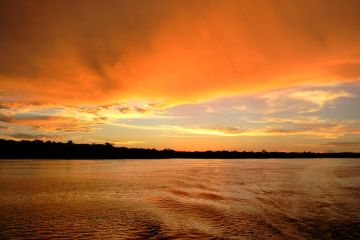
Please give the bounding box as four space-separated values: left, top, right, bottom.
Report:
0 0 359 106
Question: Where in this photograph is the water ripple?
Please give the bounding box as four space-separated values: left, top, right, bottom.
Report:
0 158 359 239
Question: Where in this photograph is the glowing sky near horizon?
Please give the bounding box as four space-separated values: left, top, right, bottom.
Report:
0 0 360 151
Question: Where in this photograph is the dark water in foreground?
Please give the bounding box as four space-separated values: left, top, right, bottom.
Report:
0 159 359 239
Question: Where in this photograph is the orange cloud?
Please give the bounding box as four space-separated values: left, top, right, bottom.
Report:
1 115 97 132
5 133 63 141
0 0 359 107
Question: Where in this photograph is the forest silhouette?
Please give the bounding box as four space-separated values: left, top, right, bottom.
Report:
0 139 359 159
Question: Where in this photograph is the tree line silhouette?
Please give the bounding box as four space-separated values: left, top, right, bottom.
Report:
0 139 359 159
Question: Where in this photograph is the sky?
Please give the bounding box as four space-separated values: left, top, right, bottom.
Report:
0 0 360 152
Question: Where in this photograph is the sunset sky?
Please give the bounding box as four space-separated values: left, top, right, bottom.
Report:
0 0 359 151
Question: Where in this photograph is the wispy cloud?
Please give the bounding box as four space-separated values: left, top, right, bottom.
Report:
290 90 351 113
256 116 331 125
254 116 360 138
5 133 63 141
260 88 352 113
111 140 146 146
108 117 360 138
325 141 360 147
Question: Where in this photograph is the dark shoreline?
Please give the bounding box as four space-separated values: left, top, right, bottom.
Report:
1 139 359 159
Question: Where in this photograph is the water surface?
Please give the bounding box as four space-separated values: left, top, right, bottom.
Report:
0 159 359 239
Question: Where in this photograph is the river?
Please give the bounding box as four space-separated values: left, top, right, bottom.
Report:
0 159 359 239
